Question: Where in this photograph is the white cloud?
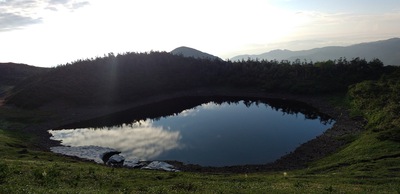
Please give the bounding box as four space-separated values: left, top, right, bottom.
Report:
0 12 42 31
0 0 89 31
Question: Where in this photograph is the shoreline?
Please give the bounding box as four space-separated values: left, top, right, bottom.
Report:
18 88 366 173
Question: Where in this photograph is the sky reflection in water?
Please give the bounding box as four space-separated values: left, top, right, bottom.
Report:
49 100 334 167
50 121 181 161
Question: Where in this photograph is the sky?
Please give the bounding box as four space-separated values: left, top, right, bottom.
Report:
1 0 399 67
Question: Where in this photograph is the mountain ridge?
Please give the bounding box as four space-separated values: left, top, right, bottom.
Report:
231 38 400 65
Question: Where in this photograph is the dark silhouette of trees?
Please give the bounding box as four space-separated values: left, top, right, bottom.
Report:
5 51 391 108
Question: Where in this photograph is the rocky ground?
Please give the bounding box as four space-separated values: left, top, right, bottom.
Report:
11 88 366 173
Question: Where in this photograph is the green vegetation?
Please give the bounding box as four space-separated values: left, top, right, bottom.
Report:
304 68 400 189
1 55 399 192
349 69 400 142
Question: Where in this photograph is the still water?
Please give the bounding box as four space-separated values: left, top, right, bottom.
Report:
49 97 334 167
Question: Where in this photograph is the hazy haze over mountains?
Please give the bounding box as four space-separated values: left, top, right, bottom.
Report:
231 38 400 66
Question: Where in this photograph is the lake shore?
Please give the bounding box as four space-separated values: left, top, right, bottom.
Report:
20 88 366 173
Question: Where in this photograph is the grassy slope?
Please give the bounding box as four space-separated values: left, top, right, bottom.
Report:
309 94 400 177
0 96 399 193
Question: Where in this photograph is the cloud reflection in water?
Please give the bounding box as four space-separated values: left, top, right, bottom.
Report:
177 102 221 117
49 120 182 161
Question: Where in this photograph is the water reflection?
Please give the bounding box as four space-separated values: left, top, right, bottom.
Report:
50 97 334 167
49 120 181 161
57 97 333 129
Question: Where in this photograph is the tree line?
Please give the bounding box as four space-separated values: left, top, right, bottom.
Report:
5 51 395 108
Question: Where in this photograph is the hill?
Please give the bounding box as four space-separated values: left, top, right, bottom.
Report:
232 38 400 66
5 52 228 108
5 52 389 109
0 63 48 97
0 63 48 85
170 46 222 61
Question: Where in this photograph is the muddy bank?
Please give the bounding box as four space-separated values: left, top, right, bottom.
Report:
18 88 366 173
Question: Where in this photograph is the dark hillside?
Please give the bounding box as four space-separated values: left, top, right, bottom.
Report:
5 52 228 108
5 51 389 108
0 63 48 85
0 63 48 97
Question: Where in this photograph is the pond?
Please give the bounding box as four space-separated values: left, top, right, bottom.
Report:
49 96 334 167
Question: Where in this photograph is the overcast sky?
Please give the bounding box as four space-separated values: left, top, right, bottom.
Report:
1 0 399 67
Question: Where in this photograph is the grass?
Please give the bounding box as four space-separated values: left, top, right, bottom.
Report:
308 131 400 175
1 141 398 194
0 95 399 193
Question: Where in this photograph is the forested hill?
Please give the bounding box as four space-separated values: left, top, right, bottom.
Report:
5 51 394 108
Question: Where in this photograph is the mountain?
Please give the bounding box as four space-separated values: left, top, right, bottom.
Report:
231 38 400 66
171 46 222 61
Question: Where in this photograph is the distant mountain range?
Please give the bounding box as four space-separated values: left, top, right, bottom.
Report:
231 38 400 66
171 46 222 61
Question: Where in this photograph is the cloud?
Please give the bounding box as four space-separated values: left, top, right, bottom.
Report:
0 12 42 31
0 0 89 31
285 10 400 46
46 0 90 11
49 0 70 4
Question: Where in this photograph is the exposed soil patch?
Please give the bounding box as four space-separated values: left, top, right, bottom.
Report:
8 88 366 173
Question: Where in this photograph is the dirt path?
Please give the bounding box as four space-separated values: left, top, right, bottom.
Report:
18 88 366 173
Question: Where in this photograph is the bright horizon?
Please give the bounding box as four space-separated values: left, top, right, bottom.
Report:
1 0 399 67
